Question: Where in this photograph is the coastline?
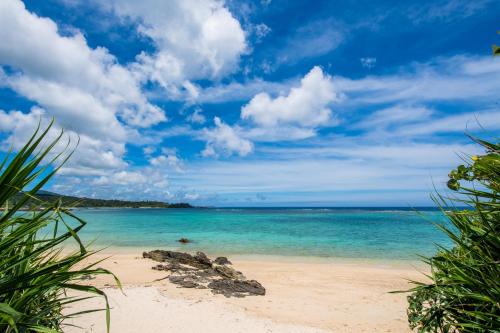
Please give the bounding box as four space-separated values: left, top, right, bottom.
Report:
68 244 428 267
64 249 426 332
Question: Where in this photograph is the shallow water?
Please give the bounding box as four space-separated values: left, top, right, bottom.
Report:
58 207 451 260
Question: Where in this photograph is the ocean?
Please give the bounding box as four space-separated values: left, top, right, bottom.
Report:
64 207 452 260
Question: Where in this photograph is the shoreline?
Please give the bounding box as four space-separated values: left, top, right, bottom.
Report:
64 249 426 332
68 245 426 267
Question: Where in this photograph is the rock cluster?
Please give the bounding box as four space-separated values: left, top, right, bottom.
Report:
143 250 265 298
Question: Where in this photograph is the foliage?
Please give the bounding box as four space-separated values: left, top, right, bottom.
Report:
0 122 119 332
493 31 500 56
14 191 193 209
406 137 500 332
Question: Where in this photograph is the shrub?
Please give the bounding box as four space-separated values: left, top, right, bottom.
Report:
0 122 119 332
406 137 500 332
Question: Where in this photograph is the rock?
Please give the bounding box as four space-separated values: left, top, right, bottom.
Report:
152 264 165 270
194 252 212 267
143 250 208 268
169 275 199 288
152 262 184 272
214 265 245 280
207 279 266 297
178 238 191 244
213 257 232 265
143 249 264 297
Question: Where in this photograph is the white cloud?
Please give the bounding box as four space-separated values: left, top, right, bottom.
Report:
104 0 247 94
356 105 433 129
336 55 500 106
149 153 185 172
254 23 271 42
194 55 500 107
184 193 200 200
143 146 156 156
0 0 170 182
0 108 127 176
93 171 148 186
194 77 293 104
241 66 338 127
243 126 316 142
407 0 492 24
276 19 344 65
0 0 165 134
395 109 500 136
187 108 206 124
202 117 253 157
360 57 376 69
170 141 481 199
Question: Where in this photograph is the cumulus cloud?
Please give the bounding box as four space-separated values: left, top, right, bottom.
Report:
0 108 128 175
241 66 338 127
149 153 185 172
0 0 165 135
202 117 253 157
186 108 206 124
103 0 247 96
88 168 170 199
93 171 148 186
0 0 170 181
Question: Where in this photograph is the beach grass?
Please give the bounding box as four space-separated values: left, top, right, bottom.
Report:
0 122 119 333
406 137 500 332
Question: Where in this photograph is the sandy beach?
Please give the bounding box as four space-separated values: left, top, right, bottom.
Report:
64 250 426 333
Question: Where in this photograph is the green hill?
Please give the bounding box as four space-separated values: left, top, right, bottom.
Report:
11 190 193 209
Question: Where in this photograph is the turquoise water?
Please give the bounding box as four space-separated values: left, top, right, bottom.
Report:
64 208 451 260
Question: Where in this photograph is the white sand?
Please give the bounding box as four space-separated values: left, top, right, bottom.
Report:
65 287 329 333
64 252 426 333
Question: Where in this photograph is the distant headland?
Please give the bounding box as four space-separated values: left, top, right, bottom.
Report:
10 190 194 209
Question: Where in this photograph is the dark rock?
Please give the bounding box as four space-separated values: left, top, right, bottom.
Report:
178 238 191 244
143 250 201 266
169 275 199 288
213 257 232 265
214 265 245 280
208 279 266 297
194 252 212 267
152 262 185 272
152 264 165 270
143 250 212 269
143 249 264 297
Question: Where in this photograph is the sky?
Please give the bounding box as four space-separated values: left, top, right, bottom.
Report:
0 0 499 207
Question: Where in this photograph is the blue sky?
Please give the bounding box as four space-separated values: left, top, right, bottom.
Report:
0 0 499 206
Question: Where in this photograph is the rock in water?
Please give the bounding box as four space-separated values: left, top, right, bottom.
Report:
213 257 232 265
178 238 191 244
207 279 266 297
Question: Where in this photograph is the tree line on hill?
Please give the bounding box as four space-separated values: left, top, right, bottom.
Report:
10 190 193 209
